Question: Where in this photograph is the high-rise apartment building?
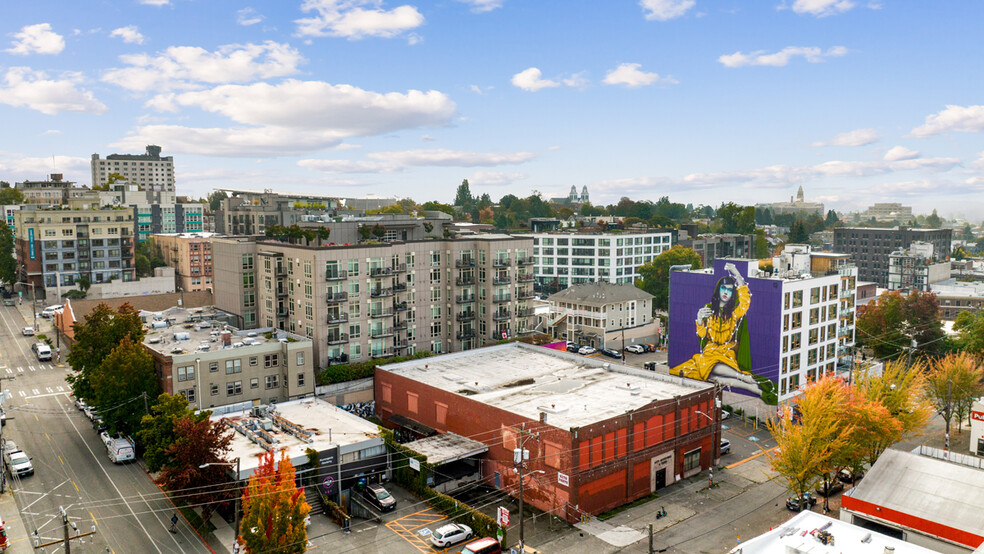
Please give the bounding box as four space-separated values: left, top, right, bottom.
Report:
213 234 536 368
90 145 174 191
833 226 952 288
154 233 216 292
887 242 951 292
527 231 673 293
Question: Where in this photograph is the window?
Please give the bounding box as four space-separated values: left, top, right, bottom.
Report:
210 384 219 396
407 392 418 414
249 356 258 366
297 373 305 387
242 254 253 270
810 287 820 304
683 448 701 473
177 365 195 382
226 381 243 396
792 291 803 308
349 323 361 339
296 352 305 366
348 259 359 277
264 354 279 368
251 378 259 389
182 388 196 403
209 362 218 373
225 359 242 374
265 375 280 389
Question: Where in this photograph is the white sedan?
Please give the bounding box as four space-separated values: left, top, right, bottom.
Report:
578 346 597 355
22 327 34 336
430 523 473 548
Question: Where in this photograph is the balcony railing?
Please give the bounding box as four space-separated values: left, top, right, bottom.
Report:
516 257 534 266
393 319 408 330
518 290 536 300
276 287 288 297
840 290 853 299
326 270 348 281
275 265 287 277
516 308 535 318
493 310 511 321
371 348 395 359
393 282 407 292
492 294 511 303
456 295 476 304
326 291 348 303
456 258 476 268
493 258 512 267
517 273 534 282
391 263 408 273
370 328 394 339
370 287 394 298
393 301 408 312
369 309 394 319
326 313 348 325
277 307 289 317
327 333 349 345
456 311 476 322
456 330 475 340
370 267 393 277
394 339 408 349
493 275 511 285
455 277 475 286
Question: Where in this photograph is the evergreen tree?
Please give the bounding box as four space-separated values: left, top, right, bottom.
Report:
454 179 474 207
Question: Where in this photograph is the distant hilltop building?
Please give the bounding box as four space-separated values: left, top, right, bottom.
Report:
755 186 824 216
549 185 589 206
864 202 914 223
91 145 174 192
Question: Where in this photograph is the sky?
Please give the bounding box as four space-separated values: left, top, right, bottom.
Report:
1 0 983 220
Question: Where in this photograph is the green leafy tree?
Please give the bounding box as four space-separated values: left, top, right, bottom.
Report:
754 228 770 258
788 218 810 243
925 209 942 229
208 190 229 212
953 310 984 355
855 290 948 359
371 224 386 238
315 226 331 246
137 393 211 472
0 188 25 205
240 450 311 553
421 201 456 218
454 179 474 207
135 238 166 277
0 222 16 285
824 210 840 228
157 417 235 527
926 353 983 434
66 303 145 402
959 222 974 240
87 337 159 436
714 202 755 234
635 246 702 311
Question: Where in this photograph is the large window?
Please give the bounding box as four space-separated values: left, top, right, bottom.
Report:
225 359 242 374
265 375 280 389
683 448 701 472
177 365 195 382
226 381 243 396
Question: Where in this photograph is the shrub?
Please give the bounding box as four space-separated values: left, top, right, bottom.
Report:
317 351 434 385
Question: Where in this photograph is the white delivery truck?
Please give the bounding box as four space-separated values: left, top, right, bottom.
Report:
107 436 135 463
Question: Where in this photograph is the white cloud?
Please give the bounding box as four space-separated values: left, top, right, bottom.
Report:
639 0 696 21
42 129 61 135
908 105 984 138
719 46 847 67
298 159 393 173
812 128 878 147
0 155 90 182
299 148 535 173
603 63 677 88
790 0 855 17
110 26 145 45
102 41 304 92
139 0 171 5
466 170 526 186
6 23 65 55
295 0 425 40
883 146 920 162
115 80 456 156
237 8 265 26
511 67 559 92
456 0 503 13
0 67 107 115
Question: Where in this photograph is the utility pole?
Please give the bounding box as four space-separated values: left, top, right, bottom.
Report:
0 376 14 494
32 507 95 552
945 378 952 453
514 424 539 554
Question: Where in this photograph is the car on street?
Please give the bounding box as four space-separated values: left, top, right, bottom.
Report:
837 468 864 484
75 397 87 411
566 342 580 353
429 523 473 548
362 483 396 512
785 492 817 511
720 439 731 455
32 342 51 361
21 327 33 336
721 409 732 420
600 348 622 359
578 346 597 355
815 480 845 497
5 448 34 478
2 299 14 307
624 344 645 354
3 440 17 456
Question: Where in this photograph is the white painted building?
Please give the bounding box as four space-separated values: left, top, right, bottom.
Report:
91 145 175 192
527 231 673 293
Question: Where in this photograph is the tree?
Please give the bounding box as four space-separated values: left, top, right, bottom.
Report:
157 417 235 527
135 238 166 277
855 290 947 360
714 202 755 234
926 353 983 435
824 210 840 228
0 188 24 205
208 190 229 212
66 303 145 403
788 218 810 243
454 179 474 207
421 201 456 218
240 450 311 553
953 310 984 356
853 360 932 463
635 246 702 311
315 226 331 246
137 393 211 472
754 228 770 258
925 209 942 229
0 222 16 286
87 337 159 436
77 277 91 294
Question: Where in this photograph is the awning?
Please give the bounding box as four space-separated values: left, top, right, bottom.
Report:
403 432 489 466
388 414 437 438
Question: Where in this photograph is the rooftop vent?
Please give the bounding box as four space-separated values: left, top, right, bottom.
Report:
536 404 568 414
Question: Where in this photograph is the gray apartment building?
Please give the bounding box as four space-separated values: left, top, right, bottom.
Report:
833 226 952 288
91 145 175 192
214 189 341 235
213 233 536 368
677 233 755 267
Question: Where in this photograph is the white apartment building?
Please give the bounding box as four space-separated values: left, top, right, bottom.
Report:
91 145 175 192
528 231 673 293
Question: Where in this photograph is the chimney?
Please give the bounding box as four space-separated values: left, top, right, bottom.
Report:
539 411 547 424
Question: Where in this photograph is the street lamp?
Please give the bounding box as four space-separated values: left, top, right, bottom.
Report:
200 458 241 546
694 410 717 486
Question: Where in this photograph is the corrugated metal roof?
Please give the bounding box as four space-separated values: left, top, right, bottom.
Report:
547 282 653 305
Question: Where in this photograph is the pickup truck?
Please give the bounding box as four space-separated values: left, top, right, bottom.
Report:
101 432 135 464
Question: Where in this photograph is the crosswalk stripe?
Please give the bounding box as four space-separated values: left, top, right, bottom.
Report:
4 369 10 374
45 387 53 393
29 366 35 372
31 388 39 395
16 367 22 373
18 391 24 397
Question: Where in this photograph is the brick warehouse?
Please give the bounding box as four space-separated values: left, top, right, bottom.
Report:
375 343 719 522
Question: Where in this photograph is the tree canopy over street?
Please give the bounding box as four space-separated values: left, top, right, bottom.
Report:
635 246 702 311
855 290 947 360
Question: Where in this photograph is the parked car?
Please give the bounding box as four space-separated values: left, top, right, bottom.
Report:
461 537 502 554
4 448 33 478
721 409 732 420
74 397 87 412
578 346 597 355
3 440 18 456
644 343 657 352
32 342 51 361
624 344 645 354
106 434 135 464
2 299 14 307
41 305 63 318
429 523 473 548
362 483 396 512
21 327 34 336
837 468 864 484
720 439 731 455
600 348 622 359
566 342 580 353
815 480 844 497
785 492 817 511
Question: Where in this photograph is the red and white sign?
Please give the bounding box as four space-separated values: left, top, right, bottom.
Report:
497 506 510 526
972 410 984 422
557 472 570 487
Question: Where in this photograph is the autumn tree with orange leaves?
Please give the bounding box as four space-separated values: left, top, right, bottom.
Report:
239 450 311 553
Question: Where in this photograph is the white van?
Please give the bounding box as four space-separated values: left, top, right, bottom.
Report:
41 305 63 318
32 343 51 362
107 436 135 463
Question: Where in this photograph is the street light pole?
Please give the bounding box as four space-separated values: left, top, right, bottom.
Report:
200 458 242 547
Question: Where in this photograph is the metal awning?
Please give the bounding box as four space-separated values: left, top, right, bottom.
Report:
403 432 489 466
388 414 437 438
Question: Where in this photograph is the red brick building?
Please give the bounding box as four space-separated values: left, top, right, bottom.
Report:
375 343 720 521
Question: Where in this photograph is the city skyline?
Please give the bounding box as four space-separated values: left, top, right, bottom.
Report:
1 1 982 220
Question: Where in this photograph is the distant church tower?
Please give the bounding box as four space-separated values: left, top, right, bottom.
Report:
580 186 589 204
568 185 578 203
796 186 805 203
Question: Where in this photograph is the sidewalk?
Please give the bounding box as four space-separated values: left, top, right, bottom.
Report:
0 488 37 553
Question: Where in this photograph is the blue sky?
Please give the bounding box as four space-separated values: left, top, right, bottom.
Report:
1 0 983 220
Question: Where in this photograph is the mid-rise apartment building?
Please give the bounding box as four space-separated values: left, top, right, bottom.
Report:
214 189 341 236
888 242 951 292
154 233 216 292
528 231 673 293
15 173 82 205
677 233 755 266
14 202 136 298
213 234 536 368
833 226 952 288
864 202 914 223
91 145 174 192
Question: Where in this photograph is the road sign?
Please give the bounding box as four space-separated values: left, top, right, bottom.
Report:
497 506 509 526
557 472 569 487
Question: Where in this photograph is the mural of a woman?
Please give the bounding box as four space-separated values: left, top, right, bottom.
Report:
670 263 777 404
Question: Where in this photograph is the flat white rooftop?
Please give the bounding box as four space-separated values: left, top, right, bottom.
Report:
378 342 712 430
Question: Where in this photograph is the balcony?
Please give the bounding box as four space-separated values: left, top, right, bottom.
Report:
369 309 394 319
327 333 349 345
839 290 853 299
493 310 511 321
326 313 348 325
275 265 287 277
456 295 476 304
393 301 408 312
370 328 394 339
456 311 476 322
493 258 512 267
838 327 852 338
326 269 348 281
518 290 536 300
394 339 408 350
456 330 475 340
393 319 407 331
277 307 289 317
493 274 511 285
517 273 534 282
492 294 511 303
370 287 394 298
516 308 535 318
455 276 475 286
393 282 407 292
516 257 534 266
276 287 288 298
456 258 476 268
839 308 854 318
392 263 408 273
326 291 348 303
371 348 395 359
327 354 349 365
370 267 393 277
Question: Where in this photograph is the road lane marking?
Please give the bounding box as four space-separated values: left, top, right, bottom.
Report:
58 455 63 466
24 392 71 399
29 365 35 372
725 445 779 469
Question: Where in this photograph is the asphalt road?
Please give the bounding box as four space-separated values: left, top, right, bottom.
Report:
0 301 210 553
